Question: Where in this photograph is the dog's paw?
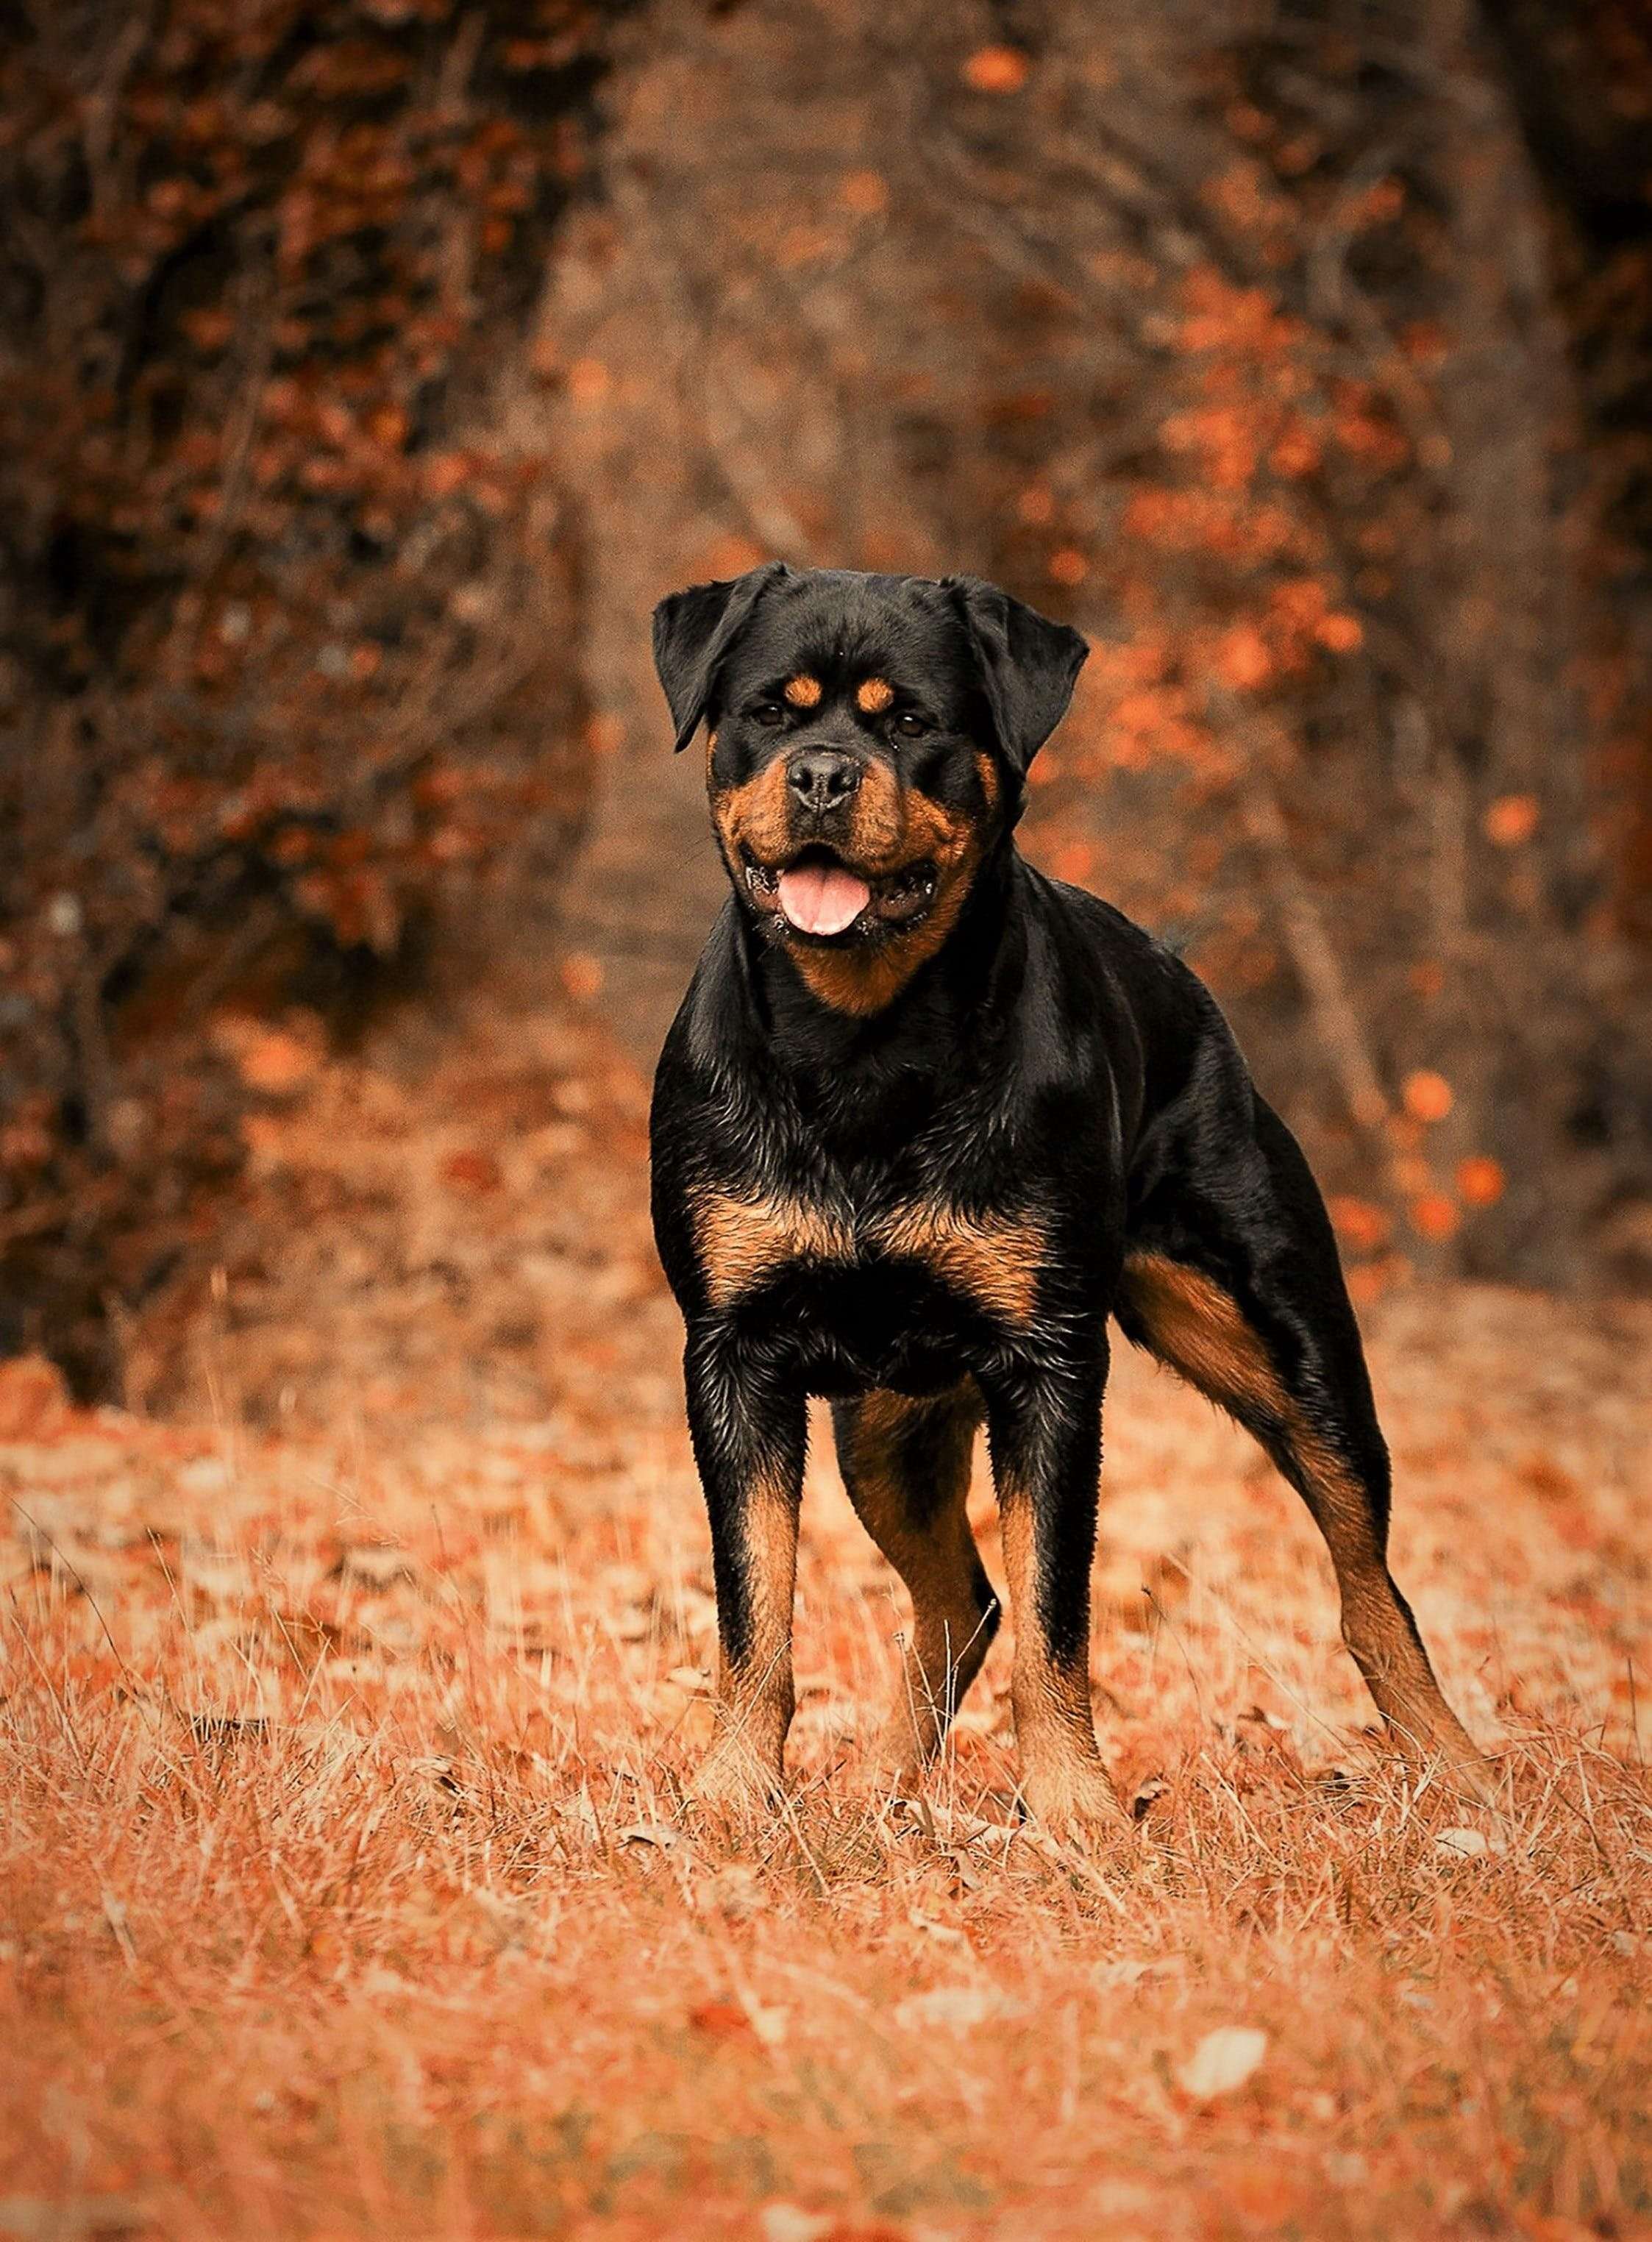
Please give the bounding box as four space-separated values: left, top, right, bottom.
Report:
1016 1757 1132 1847
1386 1710 1508 1820
682 1738 783 1826
851 1715 936 1807
1433 1742 1510 1821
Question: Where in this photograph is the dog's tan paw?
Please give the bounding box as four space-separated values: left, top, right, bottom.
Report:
1432 1740 1509 1818
682 1737 783 1826
851 1710 938 1805
1017 1757 1131 1846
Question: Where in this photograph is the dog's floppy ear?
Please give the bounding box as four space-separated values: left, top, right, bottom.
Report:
945 575 1088 780
652 560 789 752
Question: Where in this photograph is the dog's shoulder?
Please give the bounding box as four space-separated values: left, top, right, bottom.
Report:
1016 867 1200 1033
655 900 759 1089
1020 867 1250 1123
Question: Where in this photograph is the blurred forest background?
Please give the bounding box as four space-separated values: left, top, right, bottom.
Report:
4 0 1652 1409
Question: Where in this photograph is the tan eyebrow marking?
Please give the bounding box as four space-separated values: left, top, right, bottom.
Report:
855 677 894 713
783 675 823 708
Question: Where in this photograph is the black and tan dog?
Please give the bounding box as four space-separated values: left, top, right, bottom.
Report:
648 560 1490 1831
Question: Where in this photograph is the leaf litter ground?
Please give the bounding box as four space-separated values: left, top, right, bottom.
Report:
3 990 1651 2241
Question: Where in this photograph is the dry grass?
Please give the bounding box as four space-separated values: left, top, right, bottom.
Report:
3 1014 1651 2241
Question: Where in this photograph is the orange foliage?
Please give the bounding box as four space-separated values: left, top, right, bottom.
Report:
1409 1190 1461 1242
961 46 1030 95
1328 1195 1392 1254
1485 794 1542 847
1458 1155 1508 1208
1213 622 1274 691
1402 1070 1456 1125
0 0 610 1385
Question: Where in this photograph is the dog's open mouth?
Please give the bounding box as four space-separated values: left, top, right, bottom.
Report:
742 846 938 939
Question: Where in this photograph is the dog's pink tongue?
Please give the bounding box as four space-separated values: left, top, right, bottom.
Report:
777 861 871 936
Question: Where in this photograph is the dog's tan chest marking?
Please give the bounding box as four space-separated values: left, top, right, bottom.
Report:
693 1191 854 1311
693 1189 1041 1325
877 1203 1042 1328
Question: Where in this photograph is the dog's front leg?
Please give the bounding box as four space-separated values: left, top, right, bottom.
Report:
981 1345 1127 1838
680 1322 806 1818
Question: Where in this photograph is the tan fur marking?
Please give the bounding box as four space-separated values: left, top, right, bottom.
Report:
694 1192 1036 1325
1119 1250 1489 1790
711 743 993 1019
694 1189 853 1309
1121 1250 1395 1568
997 1495 1122 1829
714 750 907 897
973 750 1000 810
855 676 894 713
692 1464 800 1810
788 861 974 1013
788 791 982 1018
1119 1253 1286 1423
783 674 823 708
1119 1254 1380 1551
839 1385 994 1782
729 1470 800 1727
879 1203 1042 1328
829 754 903 866
712 754 794 871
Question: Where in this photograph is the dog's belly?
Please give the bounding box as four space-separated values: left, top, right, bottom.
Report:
741 1255 1003 1398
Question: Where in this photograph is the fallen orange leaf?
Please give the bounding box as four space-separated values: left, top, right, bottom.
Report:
689 1999 752 2039
441 1149 503 1195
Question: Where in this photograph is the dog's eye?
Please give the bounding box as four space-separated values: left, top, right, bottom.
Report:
892 712 930 740
751 702 786 728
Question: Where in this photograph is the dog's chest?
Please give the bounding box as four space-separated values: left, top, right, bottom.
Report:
690 1181 1042 1387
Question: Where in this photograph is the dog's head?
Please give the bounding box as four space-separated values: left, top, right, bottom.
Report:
652 564 1086 1014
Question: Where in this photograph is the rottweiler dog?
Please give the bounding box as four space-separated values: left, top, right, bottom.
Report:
648 560 1490 1832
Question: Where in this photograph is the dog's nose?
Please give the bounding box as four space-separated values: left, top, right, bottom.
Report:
787 748 861 814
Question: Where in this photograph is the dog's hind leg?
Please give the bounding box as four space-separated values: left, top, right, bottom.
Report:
833 1384 1000 1791
1119 1097 1495 1807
